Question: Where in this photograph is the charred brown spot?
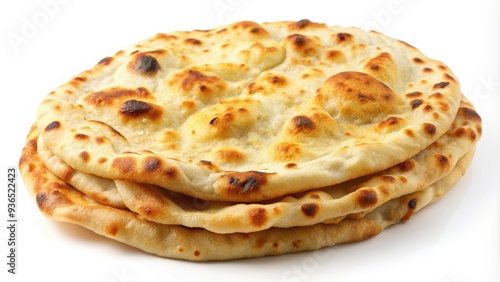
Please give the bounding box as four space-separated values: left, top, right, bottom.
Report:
249 27 259 33
435 154 449 166
163 167 177 179
324 49 345 62
285 163 297 169
301 203 319 217
423 67 433 73
377 116 403 130
79 151 89 161
292 35 306 45
98 56 113 65
357 189 378 208
141 206 154 215
385 117 399 125
145 157 161 172
433 81 450 89
406 91 423 98
288 19 325 31
112 157 135 174
45 121 60 131
36 189 72 214
134 55 160 75
224 171 271 195
422 123 436 135
468 129 477 141
336 33 352 42
35 192 46 204
292 240 302 248
185 38 202 45
296 19 311 28
430 92 444 99
458 107 481 122
398 160 415 172
408 199 417 209
402 201 416 221
74 133 89 140
74 76 87 83
198 160 217 170
255 238 266 249
381 175 395 182
98 157 108 164
357 93 374 102
194 250 200 257
105 224 118 236
410 99 424 109
404 129 415 137
209 117 218 125
268 75 286 85
413 57 424 64
291 116 315 132
95 136 108 144
119 100 152 117
36 193 49 212
249 208 267 226
438 101 450 112
423 105 433 112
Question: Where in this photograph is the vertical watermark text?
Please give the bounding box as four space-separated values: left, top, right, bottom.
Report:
6 167 17 275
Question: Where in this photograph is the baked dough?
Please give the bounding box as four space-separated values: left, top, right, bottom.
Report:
36 20 463 202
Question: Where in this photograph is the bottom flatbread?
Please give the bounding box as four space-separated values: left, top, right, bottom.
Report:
19 124 475 261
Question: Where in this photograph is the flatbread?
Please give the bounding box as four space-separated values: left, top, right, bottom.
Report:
19 123 476 261
36 20 463 202
36 97 481 233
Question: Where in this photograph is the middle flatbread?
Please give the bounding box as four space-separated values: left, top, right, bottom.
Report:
38 98 481 233
37 97 481 233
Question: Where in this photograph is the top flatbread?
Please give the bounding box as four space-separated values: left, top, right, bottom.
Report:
36 20 462 202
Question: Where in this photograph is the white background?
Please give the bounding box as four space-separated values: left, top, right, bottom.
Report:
1 0 499 281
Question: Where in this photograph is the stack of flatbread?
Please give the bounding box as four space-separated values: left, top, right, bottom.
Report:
19 20 482 261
